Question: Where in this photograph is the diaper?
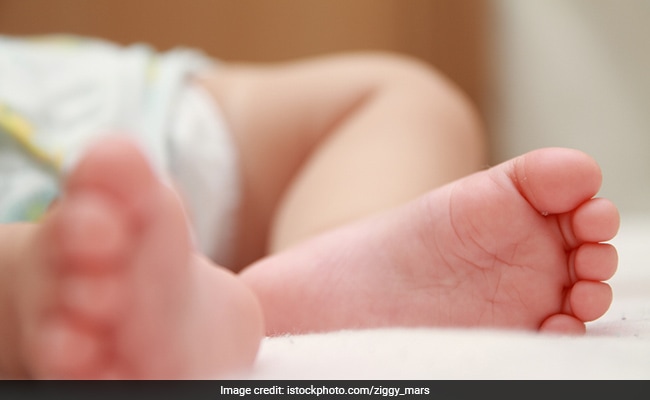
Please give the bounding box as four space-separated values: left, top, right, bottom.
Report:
0 35 240 264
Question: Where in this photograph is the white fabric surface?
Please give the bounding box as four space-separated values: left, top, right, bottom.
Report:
237 213 650 380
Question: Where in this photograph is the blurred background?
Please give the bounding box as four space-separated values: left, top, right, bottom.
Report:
1 0 648 215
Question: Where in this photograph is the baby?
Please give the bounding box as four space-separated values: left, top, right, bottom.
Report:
0 35 619 379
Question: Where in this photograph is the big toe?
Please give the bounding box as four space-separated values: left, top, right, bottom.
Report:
506 148 602 215
64 135 162 226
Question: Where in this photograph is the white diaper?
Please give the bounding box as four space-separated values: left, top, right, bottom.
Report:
0 35 240 263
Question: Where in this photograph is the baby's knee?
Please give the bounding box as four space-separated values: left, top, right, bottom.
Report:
367 51 486 150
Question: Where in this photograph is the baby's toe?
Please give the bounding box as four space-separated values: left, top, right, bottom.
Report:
573 243 618 282
571 198 620 244
539 314 586 335
29 316 103 379
569 281 613 322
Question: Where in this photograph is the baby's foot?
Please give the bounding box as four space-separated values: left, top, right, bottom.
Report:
14 137 263 379
242 148 619 335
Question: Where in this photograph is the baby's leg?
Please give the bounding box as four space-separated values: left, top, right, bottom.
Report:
0 137 263 379
202 53 618 335
200 53 486 268
241 148 619 335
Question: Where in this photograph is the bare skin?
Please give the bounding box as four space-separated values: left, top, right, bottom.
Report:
0 52 490 379
0 138 264 379
0 53 619 379
240 147 619 335
0 140 618 379
201 53 486 269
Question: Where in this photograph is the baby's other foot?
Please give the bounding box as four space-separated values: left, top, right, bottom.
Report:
15 136 263 379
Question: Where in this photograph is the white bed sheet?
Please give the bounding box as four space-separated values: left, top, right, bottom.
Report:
239 213 650 380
